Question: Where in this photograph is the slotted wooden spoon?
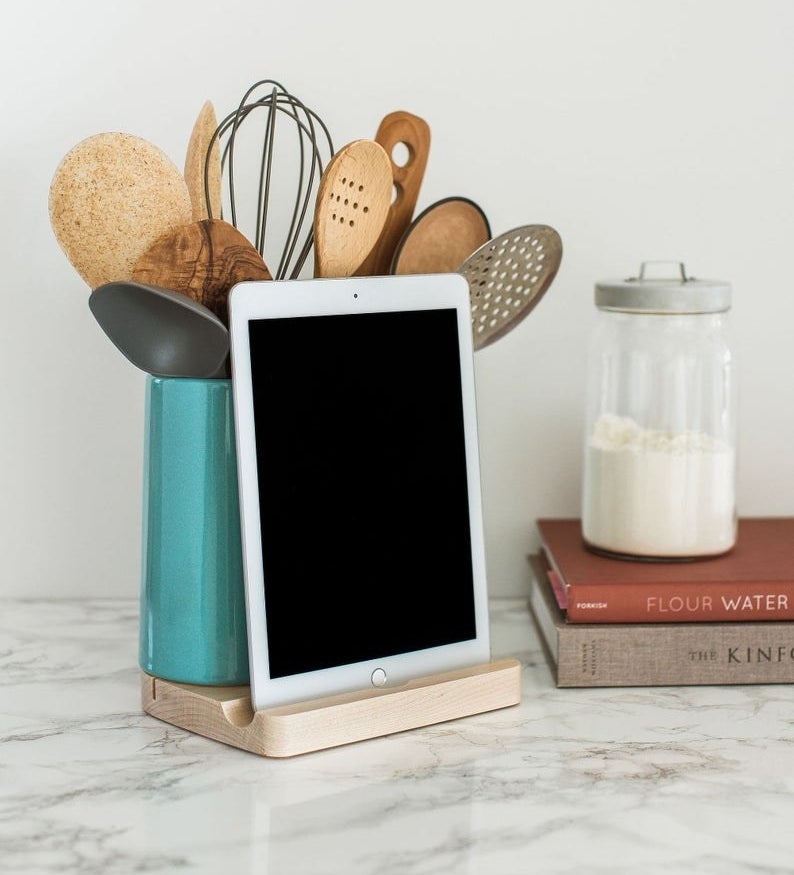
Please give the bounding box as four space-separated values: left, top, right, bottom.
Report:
354 110 430 277
131 218 271 325
460 224 562 351
313 139 392 278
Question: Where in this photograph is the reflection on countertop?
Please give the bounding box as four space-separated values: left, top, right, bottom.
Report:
2 597 794 874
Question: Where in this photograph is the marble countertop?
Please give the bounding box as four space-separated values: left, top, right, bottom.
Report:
3 598 794 874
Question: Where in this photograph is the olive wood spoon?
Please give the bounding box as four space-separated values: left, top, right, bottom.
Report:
313 139 392 278
391 196 491 275
89 281 230 378
354 111 430 277
130 218 271 326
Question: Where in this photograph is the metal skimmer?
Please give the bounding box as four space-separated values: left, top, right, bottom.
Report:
460 224 562 350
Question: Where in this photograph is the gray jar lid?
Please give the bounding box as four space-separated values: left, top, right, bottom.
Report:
595 262 731 314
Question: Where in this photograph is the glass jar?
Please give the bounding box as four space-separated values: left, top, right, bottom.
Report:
581 262 737 560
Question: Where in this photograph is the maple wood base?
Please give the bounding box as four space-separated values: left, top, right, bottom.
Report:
141 658 522 758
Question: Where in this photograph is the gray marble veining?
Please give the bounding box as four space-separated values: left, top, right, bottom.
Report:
2 598 794 874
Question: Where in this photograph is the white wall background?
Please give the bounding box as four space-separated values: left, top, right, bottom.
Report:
3 0 794 600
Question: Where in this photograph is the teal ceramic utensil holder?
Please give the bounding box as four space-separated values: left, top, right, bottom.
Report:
139 376 249 685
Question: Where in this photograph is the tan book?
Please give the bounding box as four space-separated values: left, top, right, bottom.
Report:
528 554 794 687
537 517 794 623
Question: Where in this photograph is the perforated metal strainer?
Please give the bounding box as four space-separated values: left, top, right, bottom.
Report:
460 224 562 350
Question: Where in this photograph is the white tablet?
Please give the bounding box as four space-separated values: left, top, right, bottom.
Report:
228 273 490 711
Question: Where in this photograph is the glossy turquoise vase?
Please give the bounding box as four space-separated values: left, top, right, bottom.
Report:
139 376 249 685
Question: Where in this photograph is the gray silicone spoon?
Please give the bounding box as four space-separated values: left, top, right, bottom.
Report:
88 281 230 378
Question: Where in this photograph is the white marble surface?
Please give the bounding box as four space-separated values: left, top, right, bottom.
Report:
3 598 794 874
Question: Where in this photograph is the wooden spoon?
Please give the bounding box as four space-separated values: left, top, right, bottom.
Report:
460 224 563 351
313 139 392 278
391 197 491 275
131 218 271 325
49 132 193 289
184 100 223 222
354 111 430 277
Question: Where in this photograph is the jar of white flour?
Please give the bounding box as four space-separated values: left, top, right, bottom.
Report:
582 262 737 559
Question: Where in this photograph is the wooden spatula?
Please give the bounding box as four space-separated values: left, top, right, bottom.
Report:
313 140 392 278
131 218 271 325
354 111 430 277
184 100 223 222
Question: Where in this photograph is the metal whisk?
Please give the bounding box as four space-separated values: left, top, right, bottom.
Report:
204 80 335 280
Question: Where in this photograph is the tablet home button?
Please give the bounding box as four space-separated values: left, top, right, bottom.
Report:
371 668 387 687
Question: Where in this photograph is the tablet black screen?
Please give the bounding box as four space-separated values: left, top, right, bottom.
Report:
247 307 477 678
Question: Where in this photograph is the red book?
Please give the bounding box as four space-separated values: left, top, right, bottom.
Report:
537 517 794 623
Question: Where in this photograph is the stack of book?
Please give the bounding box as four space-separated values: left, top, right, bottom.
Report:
528 517 794 687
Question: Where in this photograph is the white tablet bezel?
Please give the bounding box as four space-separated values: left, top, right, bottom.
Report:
228 273 490 711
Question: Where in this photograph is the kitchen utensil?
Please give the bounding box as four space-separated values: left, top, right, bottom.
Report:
313 139 392 278
208 79 335 280
391 196 491 275
184 100 223 222
354 110 431 276
130 218 271 325
49 132 192 288
460 224 562 351
88 281 230 378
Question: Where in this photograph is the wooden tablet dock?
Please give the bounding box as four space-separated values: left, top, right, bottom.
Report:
141 658 522 758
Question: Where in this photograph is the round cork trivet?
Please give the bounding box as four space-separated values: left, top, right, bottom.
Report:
49 132 193 289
